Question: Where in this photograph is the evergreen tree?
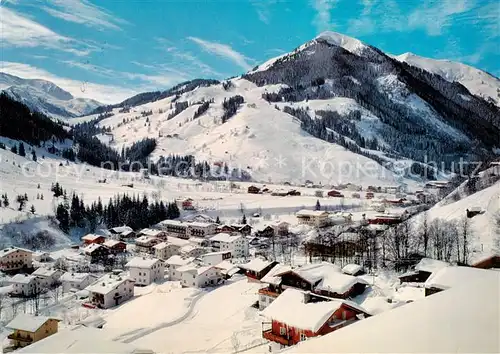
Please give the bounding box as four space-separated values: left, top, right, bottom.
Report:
315 199 321 210
18 142 26 157
30 205 36 214
16 194 26 211
242 214 247 224
2 194 9 208
10 144 17 154
216 216 221 224
56 204 70 233
32 149 37 162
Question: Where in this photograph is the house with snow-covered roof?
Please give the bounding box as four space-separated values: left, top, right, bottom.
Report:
135 235 161 254
176 264 222 288
137 228 166 239
81 234 105 245
424 266 498 296
238 258 278 281
10 274 39 297
210 233 249 258
261 288 370 346
152 236 190 260
126 257 164 286
60 272 93 292
6 314 60 348
108 226 135 239
0 247 33 272
258 262 368 302
165 255 195 281
296 210 329 227
399 258 449 283
82 244 110 264
341 264 364 276
103 239 127 254
198 251 232 266
32 267 63 288
86 273 135 309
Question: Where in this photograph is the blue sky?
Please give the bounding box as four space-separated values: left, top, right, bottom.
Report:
1 0 498 103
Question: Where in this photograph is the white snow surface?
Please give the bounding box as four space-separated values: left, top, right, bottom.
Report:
424 266 498 290
16 325 153 354
414 258 449 274
83 78 401 186
288 272 500 353
423 180 500 263
396 52 500 107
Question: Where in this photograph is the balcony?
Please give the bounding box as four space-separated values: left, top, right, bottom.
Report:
8 332 33 343
258 287 279 297
262 329 291 346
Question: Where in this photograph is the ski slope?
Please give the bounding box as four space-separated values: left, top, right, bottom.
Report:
425 180 500 263
84 78 403 186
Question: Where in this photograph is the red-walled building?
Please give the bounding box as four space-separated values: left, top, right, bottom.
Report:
103 240 127 254
261 288 370 346
81 234 105 245
327 190 344 198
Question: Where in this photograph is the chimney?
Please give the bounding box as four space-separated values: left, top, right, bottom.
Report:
303 292 311 304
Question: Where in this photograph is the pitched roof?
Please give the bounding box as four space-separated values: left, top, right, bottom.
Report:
0 247 33 257
82 234 104 241
82 243 105 254
103 240 125 248
10 274 37 284
109 226 133 234
165 255 194 266
296 209 328 217
32 267 60 278
260 263 292 285
125 257 161 269
342 264 364 276
238 258 274 273
138 228 163 237
261 289 347 332
86 274 134 295
424 266 498 290
210 233 241 243
6 314 59 332
414 258 449 274
60 272 90 282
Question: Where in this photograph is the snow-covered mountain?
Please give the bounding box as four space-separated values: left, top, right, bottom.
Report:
395 52 500 107
0 72 102 119
73 32 500 185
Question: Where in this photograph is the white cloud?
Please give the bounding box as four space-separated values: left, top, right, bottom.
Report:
251 0 276 24
311 0 338 33
0 7 92 55
41 0 128 31
61 60 187 91
0 61 137 103
187 37 253 71
408 0 476 36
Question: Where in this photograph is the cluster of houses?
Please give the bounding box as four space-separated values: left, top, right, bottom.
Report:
234 258 372 347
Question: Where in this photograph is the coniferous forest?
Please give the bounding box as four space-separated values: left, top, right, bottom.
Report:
55 191 180 233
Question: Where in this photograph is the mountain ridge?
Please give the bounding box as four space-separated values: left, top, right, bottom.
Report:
0 72 102 119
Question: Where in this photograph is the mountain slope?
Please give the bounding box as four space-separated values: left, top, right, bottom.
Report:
75 31 500 184
395 52 500 107
0 72 102 118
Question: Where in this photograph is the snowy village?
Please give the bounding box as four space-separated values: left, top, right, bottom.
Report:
1 1 500 353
